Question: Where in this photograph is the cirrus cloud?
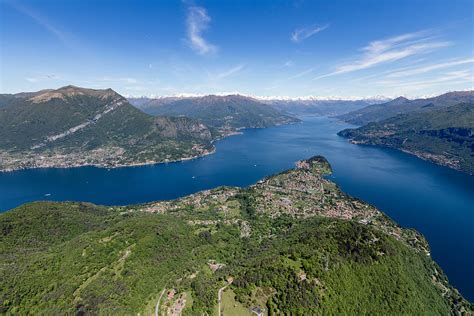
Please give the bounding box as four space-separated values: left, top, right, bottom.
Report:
291 24 328 43
314 30 452 80
216 64 245 79
386 58 474 78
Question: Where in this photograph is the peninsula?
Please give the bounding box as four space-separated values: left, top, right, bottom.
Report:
1 156 471 314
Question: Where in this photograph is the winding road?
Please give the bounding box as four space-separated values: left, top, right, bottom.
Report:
155 286 167 316
218 280 233 316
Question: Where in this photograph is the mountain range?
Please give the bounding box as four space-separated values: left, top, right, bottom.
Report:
129 94 299 134
0 86 304 172
0 86 216 171
337 91 474 174
337 91 474 126
261 99 377 116
129 95 388 119
339 102 474 174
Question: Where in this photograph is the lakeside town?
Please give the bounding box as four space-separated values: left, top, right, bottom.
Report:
0 143 216 173
139 156 430 254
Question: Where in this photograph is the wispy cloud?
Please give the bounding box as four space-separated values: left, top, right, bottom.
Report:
125 86 147 91
291 24 328 43
216 64 245 79
97 77 138 84
386 58 474 78
287 67 317 80
283 60 294 67
25 74 61 83
8 1 70 45
186 6 217 56
373 69 473 91
314 30 451 80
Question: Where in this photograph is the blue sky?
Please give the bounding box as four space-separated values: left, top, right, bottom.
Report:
1 0 473 98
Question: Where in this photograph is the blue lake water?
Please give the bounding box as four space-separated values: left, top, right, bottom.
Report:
1 116 473 301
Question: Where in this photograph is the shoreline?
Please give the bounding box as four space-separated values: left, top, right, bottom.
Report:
0 146 218 173
345 139 472 175
0 120 300 174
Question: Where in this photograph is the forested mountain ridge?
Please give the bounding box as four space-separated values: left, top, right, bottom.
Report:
338 91 474 125
338 102 474 174
129 94 299 135
1 156 471 314
0 86 216 171
263 99 376 117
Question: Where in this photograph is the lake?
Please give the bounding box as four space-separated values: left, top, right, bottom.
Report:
1 116 473 301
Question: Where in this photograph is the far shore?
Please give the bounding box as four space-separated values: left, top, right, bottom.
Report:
0 120 302 173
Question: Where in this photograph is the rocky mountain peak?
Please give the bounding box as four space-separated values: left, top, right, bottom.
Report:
28 86 123 103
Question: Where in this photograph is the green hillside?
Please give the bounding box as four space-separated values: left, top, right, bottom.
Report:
338 91 473 126
338 103 474 174
0 86 216 171
0 94 17 108
1 156 470 314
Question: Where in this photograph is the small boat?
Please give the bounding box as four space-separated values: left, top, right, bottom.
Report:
45 193 51 197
